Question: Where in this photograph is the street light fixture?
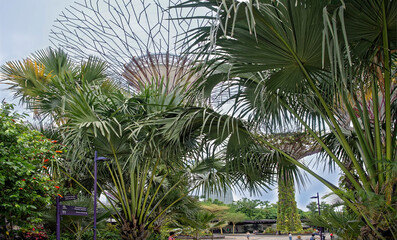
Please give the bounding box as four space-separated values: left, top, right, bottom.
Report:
94 151 110 240
310 192 323 240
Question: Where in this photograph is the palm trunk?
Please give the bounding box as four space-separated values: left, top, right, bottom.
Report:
121 221 150 240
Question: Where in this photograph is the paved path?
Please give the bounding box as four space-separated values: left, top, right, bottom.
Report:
219 234 323 240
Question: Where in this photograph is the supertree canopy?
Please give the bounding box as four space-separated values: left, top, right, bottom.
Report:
50 0 210 92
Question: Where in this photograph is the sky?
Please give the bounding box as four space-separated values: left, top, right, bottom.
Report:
0 0 341 211
0 0 73 110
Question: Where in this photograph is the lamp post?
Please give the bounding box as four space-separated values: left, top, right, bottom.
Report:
94 151 109 240
310 192 322 240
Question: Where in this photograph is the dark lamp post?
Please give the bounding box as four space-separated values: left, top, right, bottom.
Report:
94 151 110 240
310 192 323 240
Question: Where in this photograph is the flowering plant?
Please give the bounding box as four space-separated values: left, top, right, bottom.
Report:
23 227 49 240
0 103 63 236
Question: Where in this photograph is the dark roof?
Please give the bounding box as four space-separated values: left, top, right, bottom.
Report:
236 220 277 224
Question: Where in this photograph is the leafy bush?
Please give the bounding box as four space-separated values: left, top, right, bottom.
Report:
264 227 277 234
0 102 62 237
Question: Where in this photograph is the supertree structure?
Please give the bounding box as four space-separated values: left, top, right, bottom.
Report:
50 0 210 92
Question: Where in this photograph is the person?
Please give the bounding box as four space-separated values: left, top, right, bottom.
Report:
246 231 250 240
330 233 334 239
169 232 175 240
296 236 302 240
310 234 315 240
288 232 292 240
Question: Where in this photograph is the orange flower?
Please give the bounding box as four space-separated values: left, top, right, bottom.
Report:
33 177 36 180
19 188 23 190
21 179 26 181
42 166 48 170
57 193 63 198
44 159 49 162
55 186 60 189
55 150 63 153
51 140 57 143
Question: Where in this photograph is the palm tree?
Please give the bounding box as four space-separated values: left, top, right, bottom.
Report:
0 48 277 239
171 210 218 240
1 48 193 239
307 204 362 240
1 48 108 123
201 203 230 234
47 0 293 221
177 0 397 238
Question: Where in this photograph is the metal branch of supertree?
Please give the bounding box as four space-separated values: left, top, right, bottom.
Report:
50 0 212 91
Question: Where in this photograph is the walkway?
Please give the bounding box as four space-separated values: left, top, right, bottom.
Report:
220 233 323 240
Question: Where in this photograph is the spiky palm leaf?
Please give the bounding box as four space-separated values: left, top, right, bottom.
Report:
178 0 397 238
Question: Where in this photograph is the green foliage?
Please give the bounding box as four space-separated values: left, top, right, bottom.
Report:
0 102 61 237
1 48 249 240
179 0 397 238
48 223 120 240
231 198 264 219
307 206 362 240
305 202 331 217
264 227 277 234
223 212 247 223
172 210 217 240
40 195 113 240
231 198 277 220
223 212 247 234
277 179 302 232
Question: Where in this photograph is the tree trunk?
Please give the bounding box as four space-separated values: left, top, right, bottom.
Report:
120 220 150 240
277 177 303 233
232 223 235 234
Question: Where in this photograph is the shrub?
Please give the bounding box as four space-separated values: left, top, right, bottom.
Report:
0 103 62 237
264 227 277 234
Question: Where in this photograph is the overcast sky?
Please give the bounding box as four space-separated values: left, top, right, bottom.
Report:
0 0 340 211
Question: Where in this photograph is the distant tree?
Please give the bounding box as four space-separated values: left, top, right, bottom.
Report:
232 198 267 219
306 202 319 215
263 203 278 219
306 202 332 217
224 212 247 234
201 204 230 234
